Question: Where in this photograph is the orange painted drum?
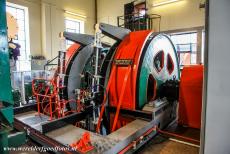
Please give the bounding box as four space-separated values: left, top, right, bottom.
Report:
65 43 81 66
178 65 204 129
108 30 152 110
107 31 179 110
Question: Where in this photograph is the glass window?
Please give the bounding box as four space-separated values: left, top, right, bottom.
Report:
65 18 84 48
170 32 197 66
201 30 205 63
6 2 31 71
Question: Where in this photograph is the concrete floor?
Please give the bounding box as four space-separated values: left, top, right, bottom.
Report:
138 123 200 154
138 135 199 154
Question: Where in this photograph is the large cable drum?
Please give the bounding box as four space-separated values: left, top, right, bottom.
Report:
65 45 94 109
137 33 180 109
107 31 179 110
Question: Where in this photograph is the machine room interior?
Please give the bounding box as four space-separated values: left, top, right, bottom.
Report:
0 0 229 154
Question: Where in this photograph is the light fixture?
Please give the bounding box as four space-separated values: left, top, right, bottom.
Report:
65 10 87 18
152 0 182 7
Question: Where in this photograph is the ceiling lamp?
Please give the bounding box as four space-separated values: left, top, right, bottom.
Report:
152 0 182 7
65 11 87 18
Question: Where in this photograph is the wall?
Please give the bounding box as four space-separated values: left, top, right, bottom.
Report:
97 0 205 32
7 0 95 59
41 0 95 59
97 0 131 25
201 0 230 153
148 0 205 31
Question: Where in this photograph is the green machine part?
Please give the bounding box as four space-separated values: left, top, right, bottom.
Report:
0 1 13 104
0 0 14 126
0 0 14 153
0 1 26 153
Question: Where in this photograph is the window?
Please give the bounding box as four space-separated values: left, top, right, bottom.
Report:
201 30 205 63
65 18 84 48
170 32 197 66
6 2 30 71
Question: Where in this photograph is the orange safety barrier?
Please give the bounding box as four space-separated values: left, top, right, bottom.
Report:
178 65 204 129
32 78 59 121
31 43 82 121
32 78 86 121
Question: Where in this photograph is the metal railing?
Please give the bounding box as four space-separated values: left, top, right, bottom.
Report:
117 13 161 31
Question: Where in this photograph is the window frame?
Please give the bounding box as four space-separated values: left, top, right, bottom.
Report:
6 2 31 71
169 31 197 66
65 17 84 49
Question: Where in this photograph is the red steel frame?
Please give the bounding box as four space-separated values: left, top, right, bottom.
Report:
31 43 81 121
32 78 59 121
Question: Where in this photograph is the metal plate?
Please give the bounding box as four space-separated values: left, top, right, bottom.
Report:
15 111 50 132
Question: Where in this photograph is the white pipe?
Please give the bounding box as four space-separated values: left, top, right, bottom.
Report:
20 71 26 105
169 138 200 148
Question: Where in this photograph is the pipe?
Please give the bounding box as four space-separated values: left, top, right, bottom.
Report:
20 71 26 105
169 138 200 148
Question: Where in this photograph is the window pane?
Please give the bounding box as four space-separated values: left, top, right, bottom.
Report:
191 53 196 64
201 31 205 63
16 60 31 71
6 6 16 16
190 33 197 43
65 18 83 49
170 32 197 66
66 20 76 29
17 20 25 30
66 28 76 33
16 9 24 20
7 3 30 71
18 40 25 50
18 50 26 60
179 53 191 65
18 31 25 40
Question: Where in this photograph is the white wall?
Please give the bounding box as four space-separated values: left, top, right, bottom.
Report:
202 0 230 153
97 0 205 32
41 0 95 59
148 0 205 31
97 0 132 25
